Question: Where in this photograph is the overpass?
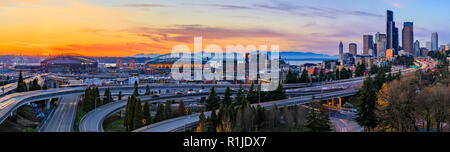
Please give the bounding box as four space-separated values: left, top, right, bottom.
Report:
133 88 360 132
78 87 344 132
0 76 369 125
1 74 45 96
79 93 212 132
0 58 435 130
133 58 435 132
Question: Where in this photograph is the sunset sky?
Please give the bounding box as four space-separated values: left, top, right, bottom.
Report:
0 0 449 57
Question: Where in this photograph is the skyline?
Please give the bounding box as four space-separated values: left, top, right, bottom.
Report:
0 0 449 57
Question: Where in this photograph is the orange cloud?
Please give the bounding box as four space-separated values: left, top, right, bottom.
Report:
393 3 401 7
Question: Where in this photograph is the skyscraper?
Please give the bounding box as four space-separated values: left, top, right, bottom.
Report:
402 22 414 55
339 41 344 61
386 10 395 50
431 32 438 51
426 41 432 50
414 40 420 57
363 35 374 55
349 43 357 56
393 27 399 52
376 33 387 57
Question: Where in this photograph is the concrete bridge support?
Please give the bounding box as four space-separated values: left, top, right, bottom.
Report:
45 99 51 113
10 109 17 117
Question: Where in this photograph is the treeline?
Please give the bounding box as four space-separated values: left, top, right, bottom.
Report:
393 55 415 67
285 67 353 84
197 99 331 132
204 83 287 111
428 50 450 81
197 83 331 132
80 87 114 114
354 68 401 131
124 97 188 131
123 81 186 131
16 71 47 92
355 65 449 132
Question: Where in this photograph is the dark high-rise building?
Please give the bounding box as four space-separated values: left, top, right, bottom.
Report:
414 40 420 57
386 10 394 50
393 27 399 52
431 32 438 51
349 43 357 56
375 32 387 57
339 41 344 61
363 35 374 55
402 22 414 55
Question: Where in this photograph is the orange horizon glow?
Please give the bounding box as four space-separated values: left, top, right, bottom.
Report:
3 0 439 57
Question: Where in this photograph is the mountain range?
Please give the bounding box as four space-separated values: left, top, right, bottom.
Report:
131 51 338 60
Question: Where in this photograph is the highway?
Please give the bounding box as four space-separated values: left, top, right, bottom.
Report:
1 74 44 96
134 88 360 132
79 94 211 132
133 58 435 132
0 75 368 125
39 95 79 132
0 58 435 131
330 117 362 132
79 84 364 132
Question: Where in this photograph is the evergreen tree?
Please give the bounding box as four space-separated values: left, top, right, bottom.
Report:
143 100 151 124
246 83 258 104
133 81 139 96
118 91 122 100
303 107 331 132
222 87 232 106
178 100 186 116
319 69 325 82
299 69 310 83
285 70 299 83
16 71 27 92
124 95 136 131
335 68 340 80
355 63 367 77
145 85 150 95
234 85 244 106
370 65 379 75
28 79 41 91
154 103 165 122
255 105 265 130
200 97 206 104
197 111 207 132
355 76 378 131
206 87 220 110
133 98 144 130
164 100 173 118
374 69 386 90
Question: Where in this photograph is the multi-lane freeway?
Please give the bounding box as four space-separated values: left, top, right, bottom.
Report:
79 94 211 132
0 58 436 132
132 58 436 132
134 88 360 132
39 95 80 132
1 74 44 96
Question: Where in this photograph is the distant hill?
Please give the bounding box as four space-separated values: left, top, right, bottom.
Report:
129 51 338 61
130 53 161 58
279 52 338 60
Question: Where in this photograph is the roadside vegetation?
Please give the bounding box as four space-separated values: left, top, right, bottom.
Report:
355 51 449 132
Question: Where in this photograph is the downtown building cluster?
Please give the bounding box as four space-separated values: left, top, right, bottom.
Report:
338 10 449 67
